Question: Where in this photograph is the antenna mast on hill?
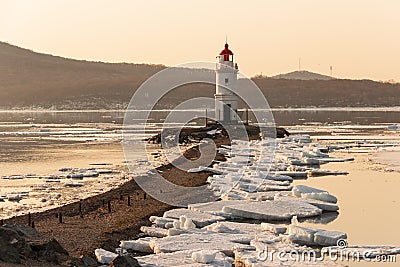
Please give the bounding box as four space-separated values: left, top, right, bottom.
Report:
298 58 301 71
330 66 333 79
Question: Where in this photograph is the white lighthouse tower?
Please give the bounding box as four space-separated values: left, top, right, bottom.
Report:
215 42 239 123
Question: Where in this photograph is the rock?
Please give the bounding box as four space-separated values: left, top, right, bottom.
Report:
30 238 69 255
0 225 38 263
260 223 287 234
0 224 38 238
65 258 87 267
38 250 59 264
110 255 140 267
0 225 69 264
29 238 69 264
0 237 21 263
94 248 117 264
163 208 226 228
222 199 322 221
191 250 217 263
80 255 98 267
314 230 347 246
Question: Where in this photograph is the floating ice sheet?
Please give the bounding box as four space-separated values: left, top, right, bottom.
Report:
137 249 233 266
149 232 255 256
222 199 322 221
163 208 226 228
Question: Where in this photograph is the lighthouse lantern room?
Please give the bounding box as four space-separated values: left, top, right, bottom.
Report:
215 43 239 124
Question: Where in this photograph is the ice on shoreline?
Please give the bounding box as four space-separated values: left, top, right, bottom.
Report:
98 133 400 266
0 159 154 220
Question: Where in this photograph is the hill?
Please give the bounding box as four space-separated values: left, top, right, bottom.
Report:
272 70 333 80
0 42 164 109
252 77 400 107
0 42 400 109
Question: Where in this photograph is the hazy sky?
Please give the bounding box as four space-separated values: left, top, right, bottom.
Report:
1 0 400 81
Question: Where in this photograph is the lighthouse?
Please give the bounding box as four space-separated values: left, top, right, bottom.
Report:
215 43 239 124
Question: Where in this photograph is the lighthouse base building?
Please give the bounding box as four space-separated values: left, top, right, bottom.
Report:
215 43 239 124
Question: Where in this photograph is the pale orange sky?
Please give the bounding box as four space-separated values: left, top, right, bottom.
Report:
1 0 400 81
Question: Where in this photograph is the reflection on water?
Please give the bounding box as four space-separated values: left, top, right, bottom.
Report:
295 157 400 247
294 158 400 267
300 211 339 225
0 107 399 125
0 110 126 124
273 109 400 126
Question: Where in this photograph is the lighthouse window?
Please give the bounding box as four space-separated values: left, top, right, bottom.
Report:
225 78 229 86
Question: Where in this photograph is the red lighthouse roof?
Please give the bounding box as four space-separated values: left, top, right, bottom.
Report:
219 43 233 55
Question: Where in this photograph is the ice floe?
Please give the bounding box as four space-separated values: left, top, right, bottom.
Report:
163 208 226 228
221 199 322 221
136 249 233 266
101 134 400 265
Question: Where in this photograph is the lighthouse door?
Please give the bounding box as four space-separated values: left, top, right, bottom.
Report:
224 104 231 122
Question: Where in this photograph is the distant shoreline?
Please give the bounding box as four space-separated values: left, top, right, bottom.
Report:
1 106 400 112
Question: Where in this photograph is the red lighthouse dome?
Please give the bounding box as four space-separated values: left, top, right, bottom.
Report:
219 43 233 61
